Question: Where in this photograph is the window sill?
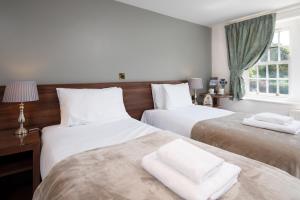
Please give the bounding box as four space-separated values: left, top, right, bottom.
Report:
243 95 299 105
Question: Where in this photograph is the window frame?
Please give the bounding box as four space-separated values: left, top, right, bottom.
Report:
246 29 290 97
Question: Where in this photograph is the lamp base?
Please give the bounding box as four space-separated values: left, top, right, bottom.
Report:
194 100 198 105
193 89 198 105
15 102 28 136
15 127 28 136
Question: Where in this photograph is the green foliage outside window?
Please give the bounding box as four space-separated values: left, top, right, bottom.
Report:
247 30 289 95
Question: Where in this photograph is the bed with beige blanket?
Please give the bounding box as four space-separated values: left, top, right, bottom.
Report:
191 112 300 178
34 131 300 200
142 106 300 178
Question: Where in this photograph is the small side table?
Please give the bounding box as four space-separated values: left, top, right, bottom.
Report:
199 93 233 108
0 129 41 193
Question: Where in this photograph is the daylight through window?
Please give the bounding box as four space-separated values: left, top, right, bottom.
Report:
247 30 289 96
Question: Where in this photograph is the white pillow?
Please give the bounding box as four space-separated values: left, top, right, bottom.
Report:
151 84 166 109
57 87 130 126
163 83 193 110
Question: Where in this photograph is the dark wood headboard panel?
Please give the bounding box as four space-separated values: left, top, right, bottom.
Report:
0 80 185 131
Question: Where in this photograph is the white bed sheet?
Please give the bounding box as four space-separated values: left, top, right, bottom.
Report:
41 118 159 179
141 105 233 138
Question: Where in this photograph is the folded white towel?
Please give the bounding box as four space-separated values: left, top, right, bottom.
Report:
157 139 224 183
210 177 237 200
243 117 300 135
254 112 293 125
142 152 240 200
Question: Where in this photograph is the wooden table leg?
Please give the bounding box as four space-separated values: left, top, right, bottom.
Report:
32 144 41 193
213 98 220 107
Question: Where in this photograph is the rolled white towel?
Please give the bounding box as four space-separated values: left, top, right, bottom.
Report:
157 139 224 183
142 152 240 200
254 112 293 125
243 117 300 135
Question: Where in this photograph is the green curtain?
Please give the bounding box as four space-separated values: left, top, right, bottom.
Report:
225 13 276 100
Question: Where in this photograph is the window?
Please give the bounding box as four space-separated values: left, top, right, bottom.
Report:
246 30 289 96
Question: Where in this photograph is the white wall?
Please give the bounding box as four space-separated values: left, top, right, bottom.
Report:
211 23 230 93
278 18 300 101
211 13 300 115
219 99 297 115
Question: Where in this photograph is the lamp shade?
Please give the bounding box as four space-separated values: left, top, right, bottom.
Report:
188 78 203 90
2 81 39 103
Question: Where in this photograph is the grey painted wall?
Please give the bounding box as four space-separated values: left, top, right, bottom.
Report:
0 0 211 89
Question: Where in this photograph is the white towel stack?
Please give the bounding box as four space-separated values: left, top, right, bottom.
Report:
142 139 241 200
243 112 300 135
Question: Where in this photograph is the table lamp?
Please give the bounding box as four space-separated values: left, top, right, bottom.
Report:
2 81 39 135
188 78 203 105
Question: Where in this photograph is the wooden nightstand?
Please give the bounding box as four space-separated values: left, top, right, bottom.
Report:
199 93 233 108
0 129 41 193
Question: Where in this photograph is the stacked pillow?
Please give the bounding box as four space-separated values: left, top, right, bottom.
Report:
151 83 193 110
57 87 130 127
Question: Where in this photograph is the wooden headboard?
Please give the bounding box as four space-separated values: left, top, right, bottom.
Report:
0 80 185 131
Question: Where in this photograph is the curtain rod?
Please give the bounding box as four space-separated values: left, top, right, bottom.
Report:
226 3 300 25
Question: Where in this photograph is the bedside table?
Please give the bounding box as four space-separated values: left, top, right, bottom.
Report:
0 129 41 192
199 93 233 108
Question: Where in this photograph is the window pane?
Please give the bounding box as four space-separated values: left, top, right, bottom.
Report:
259 80 266 93
279 64 288 78
270 47 278 61
248 67 257 78
280 30 289 46
250 80 257 92
258 65 266 78
268 64 277 78
260 51 268 62
280 47 289 61
279 80 288 94
269 80 277 94
272 32 279 45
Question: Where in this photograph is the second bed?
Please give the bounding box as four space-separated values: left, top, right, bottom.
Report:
142 105 300 178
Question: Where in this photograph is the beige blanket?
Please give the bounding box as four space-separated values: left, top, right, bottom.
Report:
191 113 300 178
33 131 300 200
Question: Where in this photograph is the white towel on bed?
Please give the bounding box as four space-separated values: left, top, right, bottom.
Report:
157 139 224 183
142 152 240 200
243 116 300 135
253 112 293 125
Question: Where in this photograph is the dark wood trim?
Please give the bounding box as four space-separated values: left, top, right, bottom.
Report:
0 80 185 131
32 139 40 191
0 129 41 192
199 93 233 108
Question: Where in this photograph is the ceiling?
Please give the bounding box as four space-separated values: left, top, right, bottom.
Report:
116 0 300 26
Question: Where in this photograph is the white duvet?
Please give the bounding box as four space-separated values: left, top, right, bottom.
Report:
41 118 159 179
141 105 233 137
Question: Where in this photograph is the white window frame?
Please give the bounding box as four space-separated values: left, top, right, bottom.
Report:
246 29 289 97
